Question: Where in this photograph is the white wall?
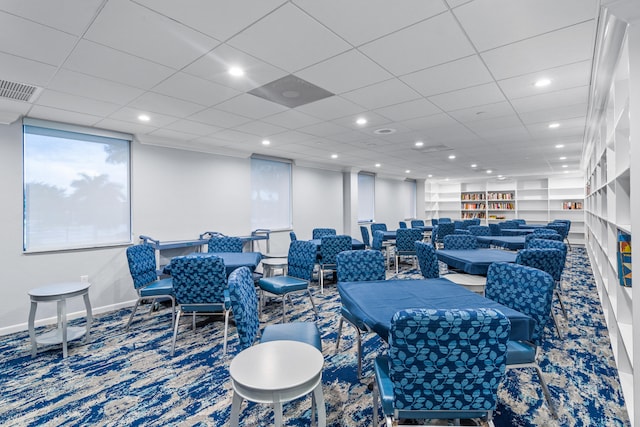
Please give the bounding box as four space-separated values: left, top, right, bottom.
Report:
374 176 415 229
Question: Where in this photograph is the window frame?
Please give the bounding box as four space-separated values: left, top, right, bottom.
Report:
250 155 293 231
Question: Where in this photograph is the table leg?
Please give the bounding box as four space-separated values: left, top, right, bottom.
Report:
313 382 326 427
273 401 284 427
28 300 38 357
59 299 68 358
83 292 93 344
229 391 242 427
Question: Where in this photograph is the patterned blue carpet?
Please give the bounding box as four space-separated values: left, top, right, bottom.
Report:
0 247 631 426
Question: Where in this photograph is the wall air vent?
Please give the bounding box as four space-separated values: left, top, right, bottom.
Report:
0 79 40 102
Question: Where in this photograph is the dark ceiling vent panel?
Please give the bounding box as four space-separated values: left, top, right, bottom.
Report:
248 74 334 108
0 79 40 102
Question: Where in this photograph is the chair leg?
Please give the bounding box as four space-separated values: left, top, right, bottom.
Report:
223 309 231 355
338 315 364 379
125 298 143 331
307 289 319 319
281 295 287 323
319 266 324 294
395 255 399 274
551 311 564 340
335 316 344 352
555 288 568 319
533 363 559 418
170 309 183 357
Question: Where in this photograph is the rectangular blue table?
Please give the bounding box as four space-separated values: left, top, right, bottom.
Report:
163 252 262 277
337 278 533 342
500 228 535 236
476 236 526 250
381 231 396 241
436 249 517 275
309 238 365 251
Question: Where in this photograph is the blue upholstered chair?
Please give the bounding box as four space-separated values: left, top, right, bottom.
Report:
513 219 527 225
438 217 452 223
207 236 243 253
258 240 319 323
462 219 476 229
454 220 465 229
318 235 352 293
371 228 392 268
485 262 558 418
225 266 321 355
370 223 387 234
289 231 297 241
527 239 569 317
500 220 519 230
359 225 370 248
489 223 503 236
431 218 439 226
398 221 407 229
525 232 562 246
125 244 175 331
469 225 491 248
372 308 510 426
394 228 423 273
410 219 425 228
443 234 478 250
547 222 571 249
433 222 455 249
169 255 229 356
335 249 386 378
415 241 439 279
533 228 560 235
312 227 336 239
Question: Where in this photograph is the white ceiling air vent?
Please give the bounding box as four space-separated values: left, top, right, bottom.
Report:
0 79 41 102
413 144 453 153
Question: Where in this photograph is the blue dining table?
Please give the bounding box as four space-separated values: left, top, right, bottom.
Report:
476 235 526 250
163 252 262 277
337 278 533 342
436 249 517 275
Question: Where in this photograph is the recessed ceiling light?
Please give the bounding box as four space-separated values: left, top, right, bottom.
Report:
445 178 450 181
427 174 433 178
548 123 560 129
555 144 564 148
405 170 411 174
262 139 270 146
138 114 150 122
559 156 567 160
562 164 568 168
486 170 493 174
228 66 245 77
331 154 338 159
471 164 477 168
534 78 551 87
448 154 456 160
375 163 381 168
564 170 569 174
356 117 367 125
415 141 424 147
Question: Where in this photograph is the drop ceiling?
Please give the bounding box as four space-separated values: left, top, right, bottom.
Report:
0 0 600 181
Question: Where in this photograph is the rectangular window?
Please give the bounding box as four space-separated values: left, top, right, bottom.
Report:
251 156 292 230
358 173 375 222
405 179 417 219
23 119 132 252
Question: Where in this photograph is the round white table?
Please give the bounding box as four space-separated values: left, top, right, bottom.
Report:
28 281 93 358
229 340 326 426
260 258 288 277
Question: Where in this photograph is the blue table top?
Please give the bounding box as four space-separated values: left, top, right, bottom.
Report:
412 225 433 232
338 278 533 342
381 231 396 241
163 252 262 276
516 224 548 229
476 236 526 250
309 238 365 250
436 249 517 275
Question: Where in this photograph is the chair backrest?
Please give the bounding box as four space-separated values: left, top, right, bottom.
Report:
468 225 491 236
533 228 559 235
387 308 510 416
371 223 387 233
360 226 371 247
546 223 568 238
312 228 336 239
336 250 386 282
454 220 465 229
516 248 564 282
500 220 519 229
398 221 407 229
395 228 423 252
431 218 439 226
525 232 562 245
411 219 425 227
527 238 568 261
513 219 526 225
287 240 317 281
435 222 456 240
485 263 554 345
207 236 243 253
126 244 158 290
438 217 452 223
443 234 478 250
320 235 352 265
551 219 571 232
415 241 439 278
170 255 227 305
488 223 502 236
371 230 385 251
289 231 297 241
227 266 260 351
462 219 476 229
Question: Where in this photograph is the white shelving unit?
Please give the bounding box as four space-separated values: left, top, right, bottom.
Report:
583 3 638 424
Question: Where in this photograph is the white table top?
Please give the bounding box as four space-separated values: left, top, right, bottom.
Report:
29 282 91 298
261 258 288 266
230 340 323 391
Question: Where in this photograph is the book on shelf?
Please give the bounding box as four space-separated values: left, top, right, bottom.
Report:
617 230 632 287
487 192 513 200
562 201 583 210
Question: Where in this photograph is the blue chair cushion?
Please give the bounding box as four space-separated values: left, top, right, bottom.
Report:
139 277 173 298
261 322 322 351
506 340 536 365
374 356 396 417
259 276 308 295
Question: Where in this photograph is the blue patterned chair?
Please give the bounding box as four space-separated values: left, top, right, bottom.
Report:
527 239 569 316
469 225 491 248
525 232 562 246
207 236 243 253
454 220 465 230
438 217 452 223
410 219 425 228
394 228 423 273
258 240 319 323
318 235 352 293
312 227 336 239
371 228 392 268
485 262 558 418
359 225 370 248
289 231 297 241
433 222 455 249
443 234 478 250
513 219 527 225
169 255 229 356
489 223 502 236
335 249 386 378
547 222 571 249
370 223 387 234
500 220 519 230
125 244 175 331
415 241 439 279
225 266 321 355
372 308 510 426
533 228 559 235
431 218 439 226
398 221 407 229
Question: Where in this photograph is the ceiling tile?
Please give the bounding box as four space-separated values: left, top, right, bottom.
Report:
149 128 198 141
128 92 205 118
108 106 178 127
214 93 288 119
331 112 392 130
164 119 221 137
374 99 442 122
152 72 240 107
511 86 589 114
428 83 506 111
227 3 351 72
187 107 253 128
30 105 102 127
341 78 421 110
359 12 476 75
0 51 57 87
260 109 322 129
35 90 121 117
47 70 144 105
231 120 288 137
298 121 349 138
498 60 592 100
0 0 103 35
519 103 588 125
295 96 365 121
94 117 157 135
447 101 517 123
295 49 393 95
481 21 597 80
